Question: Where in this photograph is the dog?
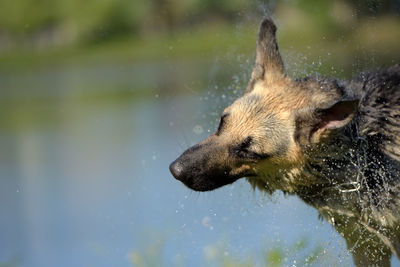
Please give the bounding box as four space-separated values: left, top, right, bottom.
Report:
170 17 400 266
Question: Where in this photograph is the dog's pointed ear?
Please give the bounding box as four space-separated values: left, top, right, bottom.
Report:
245 17 285 94
295 99 359 145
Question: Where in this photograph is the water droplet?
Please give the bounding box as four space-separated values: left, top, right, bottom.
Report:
202 216 211 227
193 125 204 135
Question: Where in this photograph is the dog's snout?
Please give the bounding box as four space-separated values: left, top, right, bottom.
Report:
169 160 185 181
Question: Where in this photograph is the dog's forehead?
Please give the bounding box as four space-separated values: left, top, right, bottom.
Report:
229 87 294 117
229 94 268 116
222 93 283 136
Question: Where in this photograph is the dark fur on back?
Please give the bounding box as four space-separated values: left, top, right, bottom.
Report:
305 65 400 265
354 65 400 162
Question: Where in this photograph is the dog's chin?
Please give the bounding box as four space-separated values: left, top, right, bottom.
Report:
180 174 251 192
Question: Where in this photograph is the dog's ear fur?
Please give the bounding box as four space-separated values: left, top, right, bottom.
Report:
295 99 359 145
245 17 285 94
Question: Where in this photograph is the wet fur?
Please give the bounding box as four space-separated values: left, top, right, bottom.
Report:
170 17 400 266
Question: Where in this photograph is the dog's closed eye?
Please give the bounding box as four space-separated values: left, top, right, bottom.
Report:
231 136 270 160
238 136 252 152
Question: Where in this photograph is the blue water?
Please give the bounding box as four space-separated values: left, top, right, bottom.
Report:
0 62 398 267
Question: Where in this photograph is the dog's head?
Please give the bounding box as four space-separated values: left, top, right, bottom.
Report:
170 17 359 192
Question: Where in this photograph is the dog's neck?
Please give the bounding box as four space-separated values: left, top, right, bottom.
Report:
249 115 399 203
245 125 362 195
297 120 400 225
303 122 364 187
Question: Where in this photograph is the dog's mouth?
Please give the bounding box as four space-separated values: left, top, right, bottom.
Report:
188 174 243 192
174 172 247 192
170 159 256 191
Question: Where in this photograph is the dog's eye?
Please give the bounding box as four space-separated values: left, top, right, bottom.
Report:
232 137 252 156
238 136 252 152
231 136 270 160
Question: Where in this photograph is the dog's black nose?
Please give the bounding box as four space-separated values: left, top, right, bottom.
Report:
169 160 184 181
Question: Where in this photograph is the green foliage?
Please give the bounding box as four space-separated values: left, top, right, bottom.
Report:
266 247 284 266
56 0 152 43
0 0 59 34
129 236 336 266
0 0 151 42
0 0 399 45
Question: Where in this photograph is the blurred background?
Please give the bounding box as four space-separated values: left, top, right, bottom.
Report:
0 0 399 266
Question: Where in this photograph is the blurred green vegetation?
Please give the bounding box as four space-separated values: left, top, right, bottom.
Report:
0 0 254 43
0 0 399 69
0 0 397 130
0 0 399 44
129 236 336 267
0 0 399 122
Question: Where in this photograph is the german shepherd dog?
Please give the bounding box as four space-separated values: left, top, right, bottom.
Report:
170 17 400 266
